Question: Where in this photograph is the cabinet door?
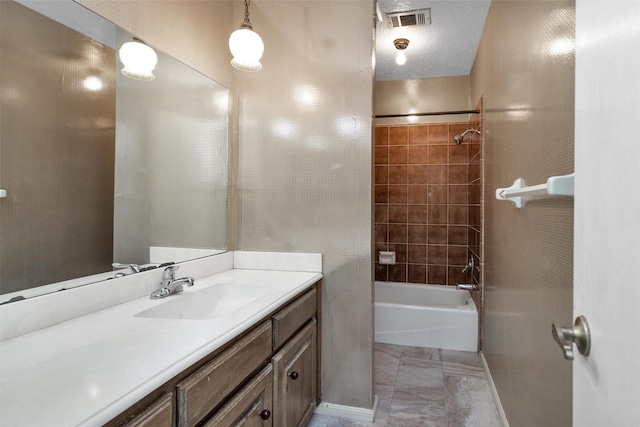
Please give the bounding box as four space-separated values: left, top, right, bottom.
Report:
202 364 273 427
272 320 317 427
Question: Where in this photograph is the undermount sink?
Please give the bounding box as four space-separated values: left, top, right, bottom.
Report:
136 283 273 320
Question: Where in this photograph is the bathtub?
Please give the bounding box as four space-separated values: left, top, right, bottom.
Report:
374 281 478 352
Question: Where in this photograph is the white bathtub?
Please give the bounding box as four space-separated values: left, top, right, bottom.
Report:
374 281 478 352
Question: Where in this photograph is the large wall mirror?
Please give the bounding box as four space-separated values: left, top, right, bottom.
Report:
0 0 229 301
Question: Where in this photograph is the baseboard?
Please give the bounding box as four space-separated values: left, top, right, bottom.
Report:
314 395 379 422
480 351 510 427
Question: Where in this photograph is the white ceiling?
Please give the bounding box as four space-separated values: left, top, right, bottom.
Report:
19 0 490 83
376 0 491 81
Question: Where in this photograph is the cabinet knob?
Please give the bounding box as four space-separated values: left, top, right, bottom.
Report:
289 371 299 380
259 409 271 420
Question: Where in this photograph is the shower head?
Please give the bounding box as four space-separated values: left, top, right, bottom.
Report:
453 128 480 145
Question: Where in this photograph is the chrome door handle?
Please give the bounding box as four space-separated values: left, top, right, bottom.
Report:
551 315 591 360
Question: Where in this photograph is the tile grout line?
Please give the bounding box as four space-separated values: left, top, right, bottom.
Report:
385 345 404 425
351 345 501 426
439 348 450 427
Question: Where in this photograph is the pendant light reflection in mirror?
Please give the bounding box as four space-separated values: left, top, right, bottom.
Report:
119 38 158 80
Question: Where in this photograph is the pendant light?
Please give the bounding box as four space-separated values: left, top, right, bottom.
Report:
119 38 158 80
229 0 264 72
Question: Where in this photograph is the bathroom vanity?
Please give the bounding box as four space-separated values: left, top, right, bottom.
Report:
112 286 319 427
0 252 322 427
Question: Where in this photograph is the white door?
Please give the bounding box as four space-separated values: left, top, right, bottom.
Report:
573 1 640 425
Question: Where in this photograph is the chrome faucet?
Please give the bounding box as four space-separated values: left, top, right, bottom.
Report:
457 257 478 291
150 265 195 299
456 284 479 291
112 262 141 274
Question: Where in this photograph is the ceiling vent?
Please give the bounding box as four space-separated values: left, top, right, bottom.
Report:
386 8 431 29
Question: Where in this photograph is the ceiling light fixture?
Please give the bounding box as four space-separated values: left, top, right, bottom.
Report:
119 38 158 80
394 38 409 65
229 0 264 72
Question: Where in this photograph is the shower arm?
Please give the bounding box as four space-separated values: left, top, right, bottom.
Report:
460 129 481 138
453 128 481 145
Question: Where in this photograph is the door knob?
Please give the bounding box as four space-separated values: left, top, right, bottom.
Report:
551 315 591 360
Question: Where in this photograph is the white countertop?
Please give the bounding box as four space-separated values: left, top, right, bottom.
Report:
0 267 321 426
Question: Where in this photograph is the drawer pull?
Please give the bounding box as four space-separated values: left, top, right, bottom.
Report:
289 371 299 380
260 409 271 420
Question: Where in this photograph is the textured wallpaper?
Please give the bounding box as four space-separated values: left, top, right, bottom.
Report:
471 1 575 426
235 0 375 409
113 28 229 265
76 0 375 409
0 1 115 293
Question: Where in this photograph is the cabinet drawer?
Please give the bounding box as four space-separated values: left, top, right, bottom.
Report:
272 288 316 350
202 364 273 427
127 393 174 427
177 321 272 427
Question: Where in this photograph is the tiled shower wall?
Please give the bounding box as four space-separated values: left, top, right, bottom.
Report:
374 122 481 286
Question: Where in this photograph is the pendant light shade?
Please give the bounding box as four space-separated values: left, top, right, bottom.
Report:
229 0 264 72
119 38 158 80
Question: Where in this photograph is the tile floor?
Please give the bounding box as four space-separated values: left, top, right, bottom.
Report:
308 343 502 427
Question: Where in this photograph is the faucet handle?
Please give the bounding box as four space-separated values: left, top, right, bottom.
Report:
162 265 180 281
461 257 475 274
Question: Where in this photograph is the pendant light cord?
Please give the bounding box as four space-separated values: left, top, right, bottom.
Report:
241 0 253 29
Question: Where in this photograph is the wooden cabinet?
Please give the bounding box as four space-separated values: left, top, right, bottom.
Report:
272 320 317 427
126 393 174 427
177 322 272 427
107 282 320 427
202 365 273 427
272 288 316 350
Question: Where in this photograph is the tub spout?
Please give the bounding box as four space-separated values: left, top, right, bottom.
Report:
456 284 479 291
